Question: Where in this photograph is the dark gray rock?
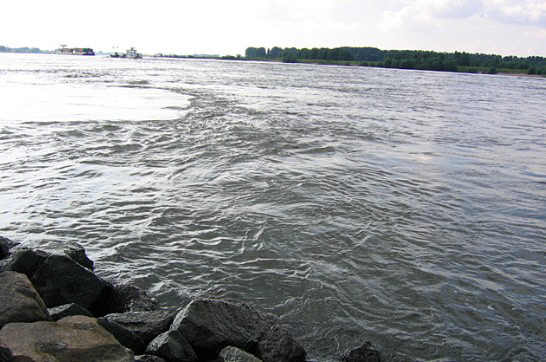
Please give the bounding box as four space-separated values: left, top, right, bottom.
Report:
256 324 306 362
135 355 166 362
170 299 276 359
220 346 263 362
30 254 108 309
48 303 93 321
0 271 50 329
0 345 13 361
0 236 19 260
43 241 94 270
146 330 198 362
0 315 133 361
98 316 147 354
102 310 176 344
4 248 49 278
91 281 160 316
341 341 381 362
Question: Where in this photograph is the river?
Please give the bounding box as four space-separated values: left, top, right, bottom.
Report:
0 53 544 361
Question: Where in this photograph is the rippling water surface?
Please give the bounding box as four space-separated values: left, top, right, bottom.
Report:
1 53 545 361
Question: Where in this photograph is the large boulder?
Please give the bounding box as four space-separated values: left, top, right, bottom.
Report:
255 324 306 362
145 330 198 362
0 271 50 329
170 299 275 359
341 341 381 362
219 346 263 362
48 303 93 321
98 316 147 354
30 254 108 309
102 310 176 344
0 315 133 361
91 281 160 316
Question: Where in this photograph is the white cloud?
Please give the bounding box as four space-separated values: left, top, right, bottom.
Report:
484 0 546 26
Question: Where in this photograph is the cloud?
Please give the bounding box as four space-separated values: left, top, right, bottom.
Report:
484 0 546 26
379 0 546 32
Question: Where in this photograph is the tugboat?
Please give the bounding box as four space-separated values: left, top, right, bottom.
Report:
125 47 142 59
111 47 142 59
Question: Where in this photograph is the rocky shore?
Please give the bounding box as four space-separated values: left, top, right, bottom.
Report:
0 236 381 362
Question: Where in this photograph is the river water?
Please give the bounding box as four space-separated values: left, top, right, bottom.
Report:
1 53 544 361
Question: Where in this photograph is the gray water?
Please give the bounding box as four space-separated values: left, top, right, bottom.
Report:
1 53 545 361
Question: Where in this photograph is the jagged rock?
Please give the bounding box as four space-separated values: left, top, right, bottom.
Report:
102 310 175 344
30 254 108 309
135 355 166 362
4 248 49 278
220 346 263 362
341 341 381 362
98 316 147 354
91 281 160 316
170 299 275 359
48 303 93 321
0 271 50 329
43 241 94 270
145 330 198 362
256 324 306 362
0 315 133 361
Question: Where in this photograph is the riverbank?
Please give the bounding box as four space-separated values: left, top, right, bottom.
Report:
0 236 383 362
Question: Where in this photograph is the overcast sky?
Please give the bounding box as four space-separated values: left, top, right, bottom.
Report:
2 0 545 56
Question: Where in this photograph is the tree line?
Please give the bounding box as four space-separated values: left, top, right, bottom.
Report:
245 46 546 75
0 46 46 53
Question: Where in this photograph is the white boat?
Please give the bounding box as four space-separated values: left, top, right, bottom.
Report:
125 47 142 59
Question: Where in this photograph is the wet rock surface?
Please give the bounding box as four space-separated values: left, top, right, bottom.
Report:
48 303 93 321
102 309 176 344
170 299 275 359
97 316 147 354
256 324 306 362
145 330 198 362
0 271 50 329
30 254 108 309
341 341 382 362
0 315 133 361
219 346 264 362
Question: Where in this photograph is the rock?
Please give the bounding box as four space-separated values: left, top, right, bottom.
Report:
98 316 147 354
0 345 13 361
170 299 275 359
48 303 93 321
102 310 175 344
0 271 50 329
220 346 263 362
135 355 167 362
256 324 306 362
30 254 108 309
91 281 160 316
4 248 49 278
43 241 94 270
0 315 133 361
145 330 198 362
341 341 381 362
0 236 19 260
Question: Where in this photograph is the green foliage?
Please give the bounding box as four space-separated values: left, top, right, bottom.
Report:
244 46 546 74
488 66 498 74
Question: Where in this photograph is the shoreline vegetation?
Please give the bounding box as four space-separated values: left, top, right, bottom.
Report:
243 46 546 77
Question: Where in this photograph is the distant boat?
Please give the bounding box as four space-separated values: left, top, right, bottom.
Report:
56 46 95 56
111 47 142 59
